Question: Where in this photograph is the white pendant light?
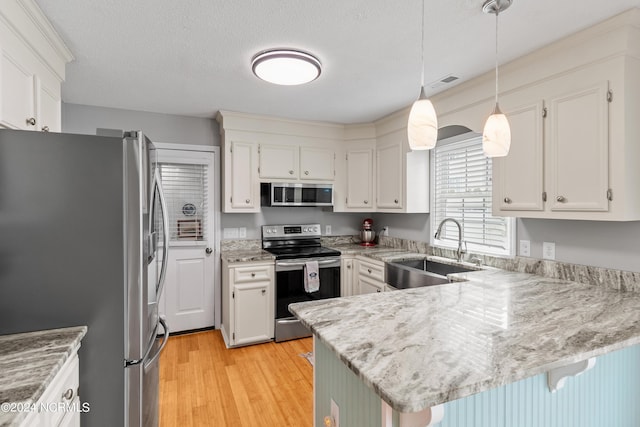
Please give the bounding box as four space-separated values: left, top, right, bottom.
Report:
482 0 512 157
407 0 438 151
251 49 322 86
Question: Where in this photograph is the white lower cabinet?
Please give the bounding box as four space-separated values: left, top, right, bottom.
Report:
340 256 356 296
20 349 81 427
355 257 386 295
221 260 274 347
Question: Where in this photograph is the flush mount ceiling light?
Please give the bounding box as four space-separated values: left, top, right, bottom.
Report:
482 0 512 157
407 0 438 151
251 49 322 86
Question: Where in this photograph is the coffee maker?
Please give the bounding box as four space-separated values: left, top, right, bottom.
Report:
359 218 376 246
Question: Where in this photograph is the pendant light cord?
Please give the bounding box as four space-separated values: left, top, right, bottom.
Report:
494 10 499 106
420 0 425 87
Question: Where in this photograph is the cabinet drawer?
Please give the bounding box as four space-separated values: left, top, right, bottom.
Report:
357 259 385 282
233 264 272 283
38 353 79 427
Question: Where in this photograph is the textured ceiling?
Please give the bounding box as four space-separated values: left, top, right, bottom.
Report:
35 0 640 124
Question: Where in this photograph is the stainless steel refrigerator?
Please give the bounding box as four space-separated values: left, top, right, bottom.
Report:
0 129 170 427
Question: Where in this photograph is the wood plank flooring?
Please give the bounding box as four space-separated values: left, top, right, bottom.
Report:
159 330 314 427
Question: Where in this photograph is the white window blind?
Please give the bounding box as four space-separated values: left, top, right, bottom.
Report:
431 135 513 256
160 163 209 242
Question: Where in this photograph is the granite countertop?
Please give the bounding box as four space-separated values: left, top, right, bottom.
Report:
289 261 640 413
220 249 275 263
0 326 87 427
324 243 409 259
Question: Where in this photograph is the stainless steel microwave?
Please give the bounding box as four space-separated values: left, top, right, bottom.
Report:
260 183 333 207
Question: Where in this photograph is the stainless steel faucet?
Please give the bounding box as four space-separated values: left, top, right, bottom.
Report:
434 218 466 262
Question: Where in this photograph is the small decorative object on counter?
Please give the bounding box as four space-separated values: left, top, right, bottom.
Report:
360 218 376 246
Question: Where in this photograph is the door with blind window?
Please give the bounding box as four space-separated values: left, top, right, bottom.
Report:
157 150 215 332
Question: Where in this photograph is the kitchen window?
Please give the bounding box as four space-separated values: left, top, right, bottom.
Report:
430 133 515 257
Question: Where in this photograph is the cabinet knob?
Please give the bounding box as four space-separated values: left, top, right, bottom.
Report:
347 265 351 269
26 117 36 126
364 200 368 204
394 199 398 204
304 170 309 175
41 126 50 132
289 170 294 175
261 289 266 295
504 197 512 204
251 272 256 277
62 388 74 401
376 289 381 293
205 247 212 254
367 268 372 273
556 196 566 203
245 199 250 204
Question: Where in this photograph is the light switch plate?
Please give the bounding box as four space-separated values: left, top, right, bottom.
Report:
519 240 531 257
325 225 332 235
543 241 556 260
223 228 239 239
238 227 247 238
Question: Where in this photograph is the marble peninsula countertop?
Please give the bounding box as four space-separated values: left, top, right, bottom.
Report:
0 326 87 427
289 257 640 413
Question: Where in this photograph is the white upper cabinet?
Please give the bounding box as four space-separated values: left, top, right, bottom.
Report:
493 99 545 212
228 141 259 212
0 0 72 133
259 143 334 181
376 142 404 209
259 144 298 179
345 147 374 210
548 81 609 212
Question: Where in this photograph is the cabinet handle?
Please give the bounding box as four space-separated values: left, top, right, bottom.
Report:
41 126 50 132
289 170 294 175
556 196 566 203
364 200 368 204
26 117 36 126
394 199 398 204
62 388 74 401
304 171 309 175
261 289 266 295
245 199 250 204
205 247 212 254
504 197 512 204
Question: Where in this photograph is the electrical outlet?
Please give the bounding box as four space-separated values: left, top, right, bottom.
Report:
331 399 340 427
382 226 389 237
519 240 531 257
238 227 247 238
543 241 556 260
325 225 332 235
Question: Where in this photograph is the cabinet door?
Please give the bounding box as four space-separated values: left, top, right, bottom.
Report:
340 257 354 297
233 282 271 346
229 141 259 211
37 81 61 132
1 50 36 130
376 143 403 209
300 146 334 180
259 144 298 179
346 148 374 209
358 275 384 294
548 81 609 211
493 100 545 212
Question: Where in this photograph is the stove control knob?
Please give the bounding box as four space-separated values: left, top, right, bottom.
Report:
313 227 319 232
303 227 309 232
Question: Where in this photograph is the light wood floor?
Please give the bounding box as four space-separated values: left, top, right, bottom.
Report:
159 330 314 427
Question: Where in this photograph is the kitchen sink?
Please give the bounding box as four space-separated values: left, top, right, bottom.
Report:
385 259 477 290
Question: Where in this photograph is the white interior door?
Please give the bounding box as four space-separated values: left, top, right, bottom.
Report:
157 149 216 333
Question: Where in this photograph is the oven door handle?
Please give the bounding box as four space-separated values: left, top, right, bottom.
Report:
276 258 341 271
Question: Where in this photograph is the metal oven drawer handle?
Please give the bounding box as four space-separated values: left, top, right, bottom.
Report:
278 318 302 324
277 258 340 268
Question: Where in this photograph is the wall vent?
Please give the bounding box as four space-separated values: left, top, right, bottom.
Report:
429 74 459 89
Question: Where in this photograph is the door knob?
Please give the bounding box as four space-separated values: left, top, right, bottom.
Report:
205 247 212 254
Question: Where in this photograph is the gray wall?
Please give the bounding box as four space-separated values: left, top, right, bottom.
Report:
62 103 219 145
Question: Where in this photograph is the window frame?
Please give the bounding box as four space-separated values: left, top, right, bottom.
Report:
429 132 515 258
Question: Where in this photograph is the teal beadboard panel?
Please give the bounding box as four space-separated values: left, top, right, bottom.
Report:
315 337 640 427
440 344 640 427
314 337 383 427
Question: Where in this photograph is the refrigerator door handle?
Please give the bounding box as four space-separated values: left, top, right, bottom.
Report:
124 321 160 367
144 316 170 370
153 168 170 302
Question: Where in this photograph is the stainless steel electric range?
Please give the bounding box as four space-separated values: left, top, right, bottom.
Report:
262 224 341 342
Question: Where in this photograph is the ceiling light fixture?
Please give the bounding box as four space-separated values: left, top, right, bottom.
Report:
482 0 512 157
407 0 438 151
251 49 322 86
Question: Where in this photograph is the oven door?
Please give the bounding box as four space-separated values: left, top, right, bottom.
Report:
274 257 340 342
